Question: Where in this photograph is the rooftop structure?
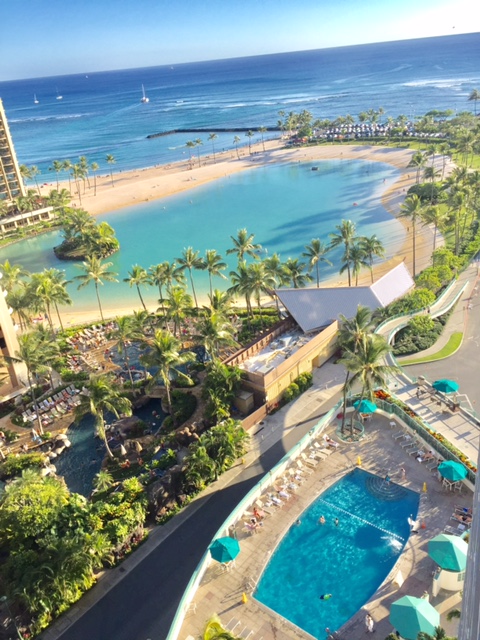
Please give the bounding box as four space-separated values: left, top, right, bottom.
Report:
0 99 26 204
275 262 415 333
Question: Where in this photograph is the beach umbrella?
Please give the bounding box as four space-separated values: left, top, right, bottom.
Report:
134 441 143 454
209 537 240 564
389 595 440 640
353 399 377 413
119 444 127 457
438 460 467 482
428 534 468 572
432 379 459 394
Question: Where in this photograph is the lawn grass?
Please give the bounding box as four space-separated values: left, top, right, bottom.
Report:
399 332 463 365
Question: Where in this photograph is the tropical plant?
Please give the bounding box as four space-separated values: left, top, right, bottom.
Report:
284 257 312 288
196 310 238 359
74 374 132 458
399 194 424 276
330 219 358 286
163 286 193 336
468 88 480 115
75 256 118 321
106 154 116 187
226 228 261 264
140 329 196 417
208 133 218 163
0 259 29 294
302 239 332 287
29 268 72 331
359 235 385 283
124 265 149 310
340 243 368 286
177 247 204 307
203 250 227 297
108 316 139 387
233 135 241 159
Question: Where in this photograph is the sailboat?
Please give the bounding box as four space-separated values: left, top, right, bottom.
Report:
34 94 39 104
141 84 149 103
56 88 63 100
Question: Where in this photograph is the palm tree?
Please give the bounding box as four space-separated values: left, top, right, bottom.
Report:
19 164 31 190
422 205 445 253
302 239 332 287
62 159 73 192
185 140 196 168
71 164 86 204
109 316 140 387
106 154 116 187
9 329 60 434
245 130 254 154
228 261 253 314
0 260 29 294
330 220 357 287
194 138 203 167
399 194 424 276
140 329 196 417
184 444 216 490
233 135 241 159
93 469 114 492
247 261 276 322
208 288 233 314
264 252 289 311
91 162 99 196
196 310 238 360
408 150 427 184
203 250 227 297
31 268 72 331
284 257 312 288
258 126 267 152
74 374 132 458
359 235 385 283
208 133 218 163
340 334 397 434
468 88 480 115
163 286 193 336
342 243 368 286
49 160 64 191
423 165 441 204
124 265 149 310
417 626 457 640
75 256 118 321
226 228 261 264
177 247 204 307
337 306 376 433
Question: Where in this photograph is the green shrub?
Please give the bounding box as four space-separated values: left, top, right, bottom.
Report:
296 372 313 392
60 368 89 383
171 390 197 426
283 382 300 403
0 452 46 479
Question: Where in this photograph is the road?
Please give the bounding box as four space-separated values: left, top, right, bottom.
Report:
47 408 327 640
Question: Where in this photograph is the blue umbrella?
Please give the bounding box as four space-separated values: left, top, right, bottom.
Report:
438 460 467 482
432 379 459 394
353 399 377 414
209 537 240 564
390 595 440 640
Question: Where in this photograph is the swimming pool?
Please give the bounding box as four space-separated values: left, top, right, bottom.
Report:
255 468 419 638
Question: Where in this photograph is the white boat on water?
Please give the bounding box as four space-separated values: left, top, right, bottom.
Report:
141 84 149 103
56 88 63 100
34 94 39 104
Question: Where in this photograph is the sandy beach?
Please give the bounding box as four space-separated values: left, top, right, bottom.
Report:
40 139 442 327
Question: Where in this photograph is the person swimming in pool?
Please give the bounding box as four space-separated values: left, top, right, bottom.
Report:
319 593 332 600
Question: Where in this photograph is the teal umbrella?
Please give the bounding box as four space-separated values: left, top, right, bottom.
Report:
390 595 440 640
353 399 377 413
432 379 459 394
209 537 240 564
428 534 468 571
438 460 467 482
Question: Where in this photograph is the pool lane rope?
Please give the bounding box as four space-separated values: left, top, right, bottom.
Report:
318 498 405 541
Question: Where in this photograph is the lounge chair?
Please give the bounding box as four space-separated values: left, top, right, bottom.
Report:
427 458 441 472
295 460 314 474
392 429 406 440
312 441 333 455
301 452 319 467
254 499 273 515
444 524 467 536
400 435 415 448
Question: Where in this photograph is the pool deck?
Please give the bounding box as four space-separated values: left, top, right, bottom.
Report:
179 412 468 640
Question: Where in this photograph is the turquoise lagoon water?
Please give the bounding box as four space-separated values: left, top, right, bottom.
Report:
255 468 419 639
2 160 404 312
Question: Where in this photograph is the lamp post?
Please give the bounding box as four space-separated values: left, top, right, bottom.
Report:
0 596 24 640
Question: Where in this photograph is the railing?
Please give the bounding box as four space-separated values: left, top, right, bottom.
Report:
165 404 338 640
375 397 477 484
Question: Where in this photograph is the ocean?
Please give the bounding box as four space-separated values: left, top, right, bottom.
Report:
0 33 478 313
0 33 479 175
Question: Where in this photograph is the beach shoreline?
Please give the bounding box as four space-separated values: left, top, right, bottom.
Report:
37 140 441 328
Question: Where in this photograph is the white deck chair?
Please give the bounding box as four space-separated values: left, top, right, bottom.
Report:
301 452 319 467
313 441 333 456
295 460 313 474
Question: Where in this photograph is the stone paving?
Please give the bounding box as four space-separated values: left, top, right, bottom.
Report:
179 411 469 640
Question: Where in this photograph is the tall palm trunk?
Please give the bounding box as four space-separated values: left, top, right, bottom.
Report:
95 283 104 321
53 301 64 331
188 268 198 307
136 285 147 311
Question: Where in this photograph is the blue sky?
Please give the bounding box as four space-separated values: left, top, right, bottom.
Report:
1 0 479 80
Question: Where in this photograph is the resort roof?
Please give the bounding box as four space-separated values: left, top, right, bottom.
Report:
275 262 414 333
